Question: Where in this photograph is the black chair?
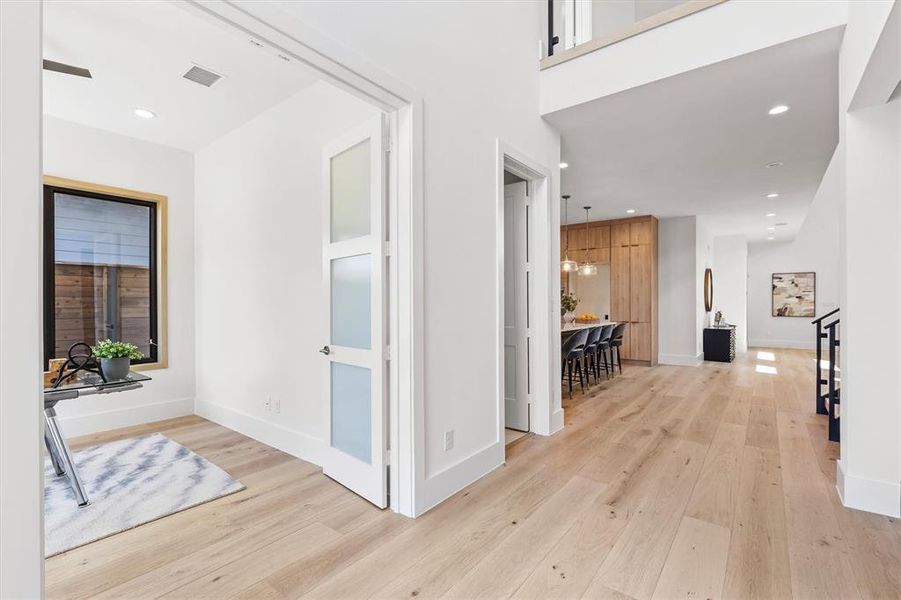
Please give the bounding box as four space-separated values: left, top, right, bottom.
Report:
608 323 628 375
595 324 615 380
561 328 589 397
581 326 603 384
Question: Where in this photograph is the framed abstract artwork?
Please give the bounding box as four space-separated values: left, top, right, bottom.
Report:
772 272 816 317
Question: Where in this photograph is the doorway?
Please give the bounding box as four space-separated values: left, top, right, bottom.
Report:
496 142 559 455
503 171 531 436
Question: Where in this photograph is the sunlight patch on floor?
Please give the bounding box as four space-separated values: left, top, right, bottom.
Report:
756 364 778 375
756 351 776 362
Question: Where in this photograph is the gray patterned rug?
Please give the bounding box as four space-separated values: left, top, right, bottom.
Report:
44 432 245 557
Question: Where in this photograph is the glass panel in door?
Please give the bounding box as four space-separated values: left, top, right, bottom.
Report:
330 140 371 242
321 116 387 509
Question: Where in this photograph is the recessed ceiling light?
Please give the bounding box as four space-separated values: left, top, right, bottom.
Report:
768 104 791 115
559 162 568 169
765 161 784 169
134 108 156 119
767 227 775 232
768 236 775 240
766 212 776 217
767 193 779 198
626 209 636 214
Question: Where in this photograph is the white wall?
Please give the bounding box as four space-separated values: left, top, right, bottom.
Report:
747 151 842 349
194 81 379 466
0 1 44 595
246 0 562 514
657 216 701 365
43 116 196 436
837 0 901 518
592 1 636 40
712 235 748 352
541 0 847 114
695 217 714 357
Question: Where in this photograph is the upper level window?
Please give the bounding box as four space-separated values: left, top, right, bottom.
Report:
43 178 166 368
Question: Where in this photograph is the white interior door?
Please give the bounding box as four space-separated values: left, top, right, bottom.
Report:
504 181 531 432
321 116 387 508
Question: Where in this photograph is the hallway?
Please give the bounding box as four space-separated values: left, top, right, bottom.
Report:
47 349 901 599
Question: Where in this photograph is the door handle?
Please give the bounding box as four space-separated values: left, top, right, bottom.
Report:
319 346 331 355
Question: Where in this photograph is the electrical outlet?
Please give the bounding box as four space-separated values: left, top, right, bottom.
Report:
444 430 454 451
274 398 281 414
264 395 271 411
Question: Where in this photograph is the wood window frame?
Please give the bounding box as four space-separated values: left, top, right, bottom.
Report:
42 175 168 371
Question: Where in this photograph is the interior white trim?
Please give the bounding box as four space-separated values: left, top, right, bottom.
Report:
836 459 901 518
497 141 557 438
0 2 44 595
550 408 565 434
196 399 326 467
416 441 504 515
59 397 194 438
658 353 704 367
185 0 423 517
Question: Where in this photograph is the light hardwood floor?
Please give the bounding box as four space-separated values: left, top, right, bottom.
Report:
46 348 901 599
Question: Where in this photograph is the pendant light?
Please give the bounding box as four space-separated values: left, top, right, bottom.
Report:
560 195 578 272
579 206 597 276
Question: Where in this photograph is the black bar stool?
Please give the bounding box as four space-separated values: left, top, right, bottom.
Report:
561 328 589 397
581 326 603 385
594 324 615 380
608 323 628 375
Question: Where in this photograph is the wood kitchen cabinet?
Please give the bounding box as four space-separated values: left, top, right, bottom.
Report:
567 227 588 251
562 215 658 365
589 225 611 250
630 244 652 323
611 223 630 248
610 244 631 322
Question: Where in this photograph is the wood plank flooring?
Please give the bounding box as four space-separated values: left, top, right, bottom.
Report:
46 348 901 599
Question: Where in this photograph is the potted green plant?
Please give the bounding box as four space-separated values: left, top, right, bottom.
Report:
561 291 579 325
92 339 143 380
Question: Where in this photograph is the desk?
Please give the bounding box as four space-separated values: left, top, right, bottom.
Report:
44 371 151 506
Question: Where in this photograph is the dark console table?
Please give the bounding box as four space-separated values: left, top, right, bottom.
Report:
703 326 736 363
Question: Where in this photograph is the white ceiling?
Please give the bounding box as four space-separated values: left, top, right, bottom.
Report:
43 0 321 151
550 27 843 242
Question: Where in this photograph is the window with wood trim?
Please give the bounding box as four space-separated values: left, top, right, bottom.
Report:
43 180 164 367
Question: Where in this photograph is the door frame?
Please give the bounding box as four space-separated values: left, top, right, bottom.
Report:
181 0 423 517
496 141 562 445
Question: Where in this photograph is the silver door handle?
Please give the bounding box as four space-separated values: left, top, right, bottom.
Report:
319 346 331 355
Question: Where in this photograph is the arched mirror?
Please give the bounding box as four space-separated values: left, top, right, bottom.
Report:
704 268 713 312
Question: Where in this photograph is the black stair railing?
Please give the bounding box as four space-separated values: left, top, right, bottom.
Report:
824 318 841 442
812 308 839 415
547 0 560 56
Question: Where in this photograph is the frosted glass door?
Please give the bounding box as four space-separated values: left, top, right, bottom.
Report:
321 117 387 509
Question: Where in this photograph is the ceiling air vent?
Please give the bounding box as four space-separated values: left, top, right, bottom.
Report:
182 65 223 88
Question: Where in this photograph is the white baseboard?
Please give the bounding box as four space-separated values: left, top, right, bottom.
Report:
415 441 504 517
748 339 816 350
658 353 703 367
58 397 194 437
195 399 325 468
548 408 565 435
836 459 901 518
